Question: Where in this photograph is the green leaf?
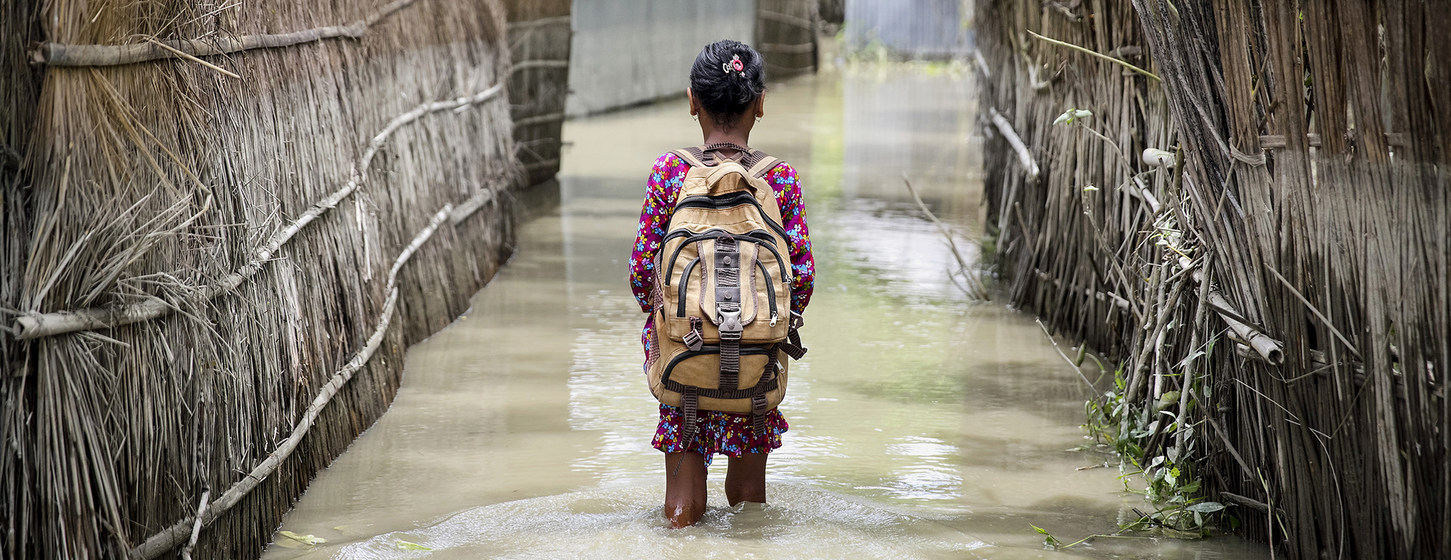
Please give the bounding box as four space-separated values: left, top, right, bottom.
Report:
395 539 433 551
1186 501 1226 513
278 530 326 546
1031 524 1050 535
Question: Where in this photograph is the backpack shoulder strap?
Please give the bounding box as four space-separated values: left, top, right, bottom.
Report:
745 150 781 179
672 147 709 168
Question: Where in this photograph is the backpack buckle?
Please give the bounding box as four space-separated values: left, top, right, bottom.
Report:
789 310 805 330
718 309 743 340
683 316 704 351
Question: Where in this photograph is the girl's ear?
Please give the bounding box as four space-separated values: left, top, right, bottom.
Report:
755 93 766 118
687 87 699 116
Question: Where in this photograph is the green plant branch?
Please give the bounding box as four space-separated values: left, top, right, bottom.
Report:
1026 30 1161 82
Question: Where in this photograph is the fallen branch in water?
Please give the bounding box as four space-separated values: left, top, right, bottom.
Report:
1038 319 1096 391
901 175 990 301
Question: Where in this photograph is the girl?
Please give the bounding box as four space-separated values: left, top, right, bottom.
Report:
628 40 814 528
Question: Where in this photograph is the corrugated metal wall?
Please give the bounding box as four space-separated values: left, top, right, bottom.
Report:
566 0 756 117
845 0 972 59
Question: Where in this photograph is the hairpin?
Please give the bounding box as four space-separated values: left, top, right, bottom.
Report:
722 54 745 76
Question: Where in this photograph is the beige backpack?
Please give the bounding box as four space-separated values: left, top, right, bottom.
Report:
647 144 807 439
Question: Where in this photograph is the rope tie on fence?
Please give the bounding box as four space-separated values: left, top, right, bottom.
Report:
1228 142 1267 166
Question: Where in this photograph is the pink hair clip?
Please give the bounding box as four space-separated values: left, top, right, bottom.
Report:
722 54 745 75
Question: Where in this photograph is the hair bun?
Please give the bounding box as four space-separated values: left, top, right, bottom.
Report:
689 41 766 125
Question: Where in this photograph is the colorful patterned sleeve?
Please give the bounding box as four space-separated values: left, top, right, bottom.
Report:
629 153 689 313
765 162 814 314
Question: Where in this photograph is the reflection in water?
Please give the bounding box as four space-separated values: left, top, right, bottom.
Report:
332 485 986 560
264 67 1264 559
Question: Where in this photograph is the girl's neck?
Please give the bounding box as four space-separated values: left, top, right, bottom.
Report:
702 131 750 149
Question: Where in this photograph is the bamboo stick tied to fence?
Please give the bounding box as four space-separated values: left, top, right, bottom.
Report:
11 82 507 341
31 0 422 67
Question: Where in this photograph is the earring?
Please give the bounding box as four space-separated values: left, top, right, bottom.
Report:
755 116 762 123
693 114 699 122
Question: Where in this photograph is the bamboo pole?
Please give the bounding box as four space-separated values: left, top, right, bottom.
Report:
33 0 419 67
177 491 209 560
505 16 571 32
129 204 453 559
510 60 570 73
12 83 505 340
988 108 1041 180
759 9 815 29
1178 256 1283 364
129 286 401 559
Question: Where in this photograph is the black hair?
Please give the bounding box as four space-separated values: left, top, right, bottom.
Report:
689 40 766 127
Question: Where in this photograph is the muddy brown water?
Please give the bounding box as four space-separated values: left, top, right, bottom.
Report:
264 66 1266 559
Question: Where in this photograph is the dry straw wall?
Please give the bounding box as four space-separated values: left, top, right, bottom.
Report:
978 1 1450 557
758 0 819 77
505 0 571 186
0 0 534 557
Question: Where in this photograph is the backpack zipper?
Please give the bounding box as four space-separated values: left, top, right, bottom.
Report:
756 260 779 326
662 231 790 285
662 345 772 387
676 258 699 317
674 193 790 241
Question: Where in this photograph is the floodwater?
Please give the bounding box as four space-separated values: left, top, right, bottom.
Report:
264 66 1265 559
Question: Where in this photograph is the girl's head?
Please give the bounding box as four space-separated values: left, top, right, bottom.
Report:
688 40 765 130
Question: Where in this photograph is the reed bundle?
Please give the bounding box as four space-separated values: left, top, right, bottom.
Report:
757 0 819 77
978 0 1450 557
503 0 571 187
0 0 526 557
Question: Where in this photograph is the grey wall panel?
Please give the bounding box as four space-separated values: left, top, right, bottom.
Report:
568 0 757 116
845 0 972 59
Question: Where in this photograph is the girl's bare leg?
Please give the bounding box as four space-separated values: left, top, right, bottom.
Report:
664 452 708 528
725 453 767 506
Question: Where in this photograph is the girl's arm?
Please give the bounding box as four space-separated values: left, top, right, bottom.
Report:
767 163 814 314
629 153 689 313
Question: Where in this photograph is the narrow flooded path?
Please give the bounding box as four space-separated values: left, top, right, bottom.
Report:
265 67 1263 559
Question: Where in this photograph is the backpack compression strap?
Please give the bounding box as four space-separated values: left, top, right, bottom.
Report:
746 153 780 179
673 145 780 178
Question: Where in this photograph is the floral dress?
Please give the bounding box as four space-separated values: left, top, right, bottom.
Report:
629 152 814 463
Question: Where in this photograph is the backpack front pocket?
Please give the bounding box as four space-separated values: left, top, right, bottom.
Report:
660 345 778 396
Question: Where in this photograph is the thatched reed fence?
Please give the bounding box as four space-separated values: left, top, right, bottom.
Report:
758 0 819 77
0 0 556 557
504 0 570 187
977 1 1450 557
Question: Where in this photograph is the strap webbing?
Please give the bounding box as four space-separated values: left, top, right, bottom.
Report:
780 328 807 360
673 148 706 168
715 237 742 391
675 145 776 175
746 153 780 178
672 387 700 476
751 393 768 438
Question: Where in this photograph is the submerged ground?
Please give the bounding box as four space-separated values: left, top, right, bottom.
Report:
264 65 1265 559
